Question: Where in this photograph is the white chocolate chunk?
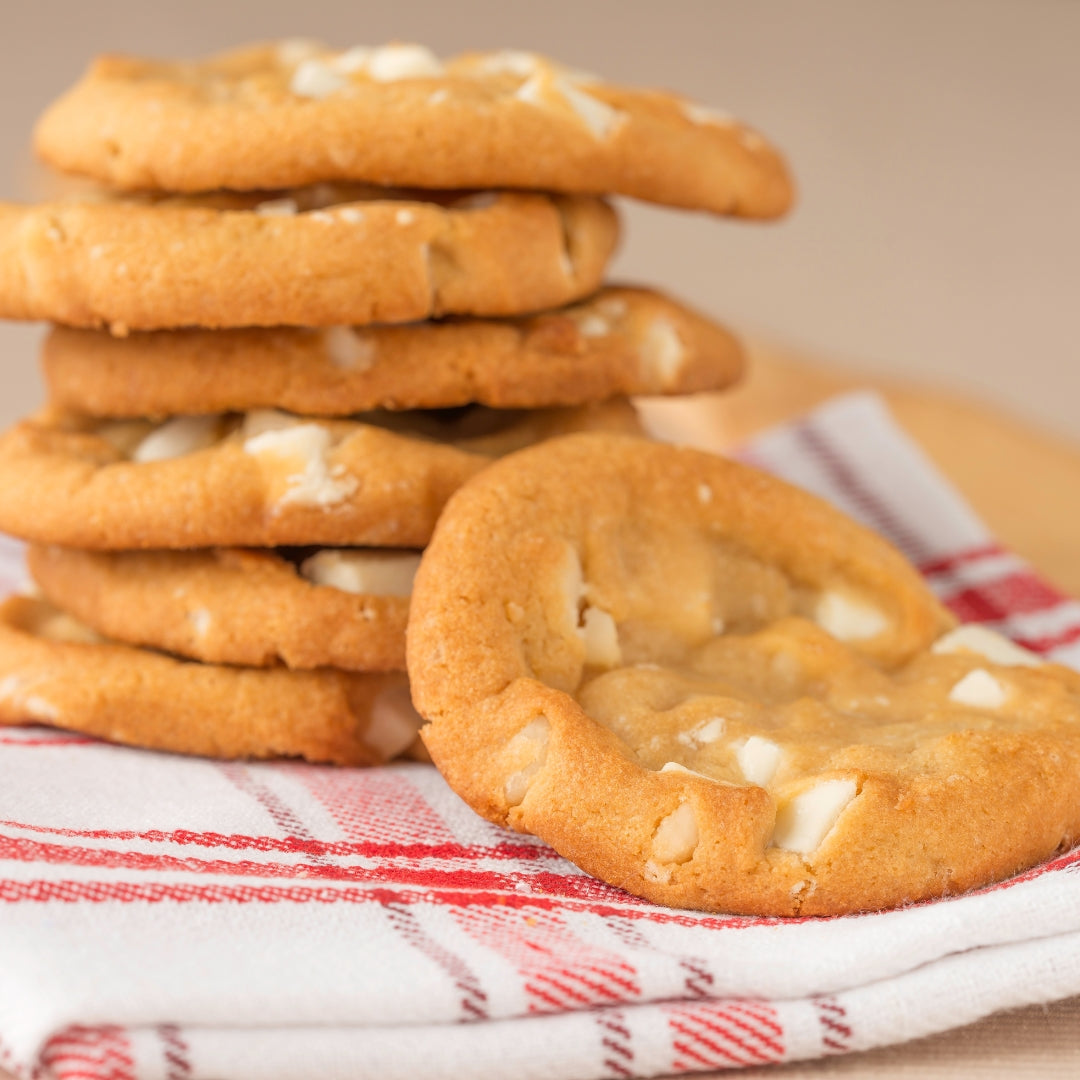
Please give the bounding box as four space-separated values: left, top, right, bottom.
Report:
132 415 222 463
254 198 298 217
677 716 726 749
277 39 322 66
0 678 60 723
299 549 420 597
333 46 372 74
639 318 685 386
932 625 1042 668
735 736 784 787
188 608 212 638
243 423 357 509
479 50 541 77
681 101 735 127
34 610 104 645
949 668 1008 709
366 683 424 759
515 72 624 140
337 206 365 224
556 76 623 139
395 208 416 226
660 761 724 784
241 408 298 440
504 717 550 807
577 313 609 338
814 591 888 642
323 326 376 371
772 779 857 854
290 58 348 99
581 606 621 668
642 859 672 885
367 44 443 81
697 483 713 504
652 802 698 864
597 296 628 320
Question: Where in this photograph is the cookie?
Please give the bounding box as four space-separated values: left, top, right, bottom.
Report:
42 286 743 418
35 42 793 218
0 186 617 332
28 543 417 672
0 401 641 550
407 433 1080 916
0 595 423 764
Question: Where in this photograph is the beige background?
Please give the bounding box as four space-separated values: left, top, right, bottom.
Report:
0 0 1078 437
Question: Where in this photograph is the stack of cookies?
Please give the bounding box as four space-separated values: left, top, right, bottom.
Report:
0 42 792 766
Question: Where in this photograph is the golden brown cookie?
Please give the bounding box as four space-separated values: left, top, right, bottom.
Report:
0 186 617 332
27 544 416 672
0 595 423 764
407 433 1080 916
41 286 743 418
35 42 793 218
0 402 640 550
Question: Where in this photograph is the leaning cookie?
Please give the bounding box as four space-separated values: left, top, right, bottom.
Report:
28 544 417 672
42 287 743 418
0 401 640 550
35 42 793 218
0 596 423 764
0 187 616 332
408 433 1080 916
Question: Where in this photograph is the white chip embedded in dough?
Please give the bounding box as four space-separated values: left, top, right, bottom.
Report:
366 44 443 81
581 605 621 668
735 735 783 787
814 590 888 642
243 422 358 509
652 802 699 864
772 779 857 854
299 549 420 597
366 683 424 759
639 317 685 385
949 668 1008 709
132 415 222 463
323 326 376 371
933 625 1042 668
290 58 348 99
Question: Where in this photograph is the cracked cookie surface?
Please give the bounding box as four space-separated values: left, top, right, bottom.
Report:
0 186 616 331
407 433 1080 916
35 42 793 217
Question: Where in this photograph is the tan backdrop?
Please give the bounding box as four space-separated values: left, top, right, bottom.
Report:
0 0 1077 438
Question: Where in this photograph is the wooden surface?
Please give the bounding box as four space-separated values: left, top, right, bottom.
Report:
5 353 1080 1079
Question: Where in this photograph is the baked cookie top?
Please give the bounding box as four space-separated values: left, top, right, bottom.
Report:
0 595 422 765
407 433 1080 916
28 544 418 672
42 286 743 417
35 42 793 218
0 186 616 332
0 401 640 550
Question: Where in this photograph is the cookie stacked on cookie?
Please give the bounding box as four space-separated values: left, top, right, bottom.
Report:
0 42 792 765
